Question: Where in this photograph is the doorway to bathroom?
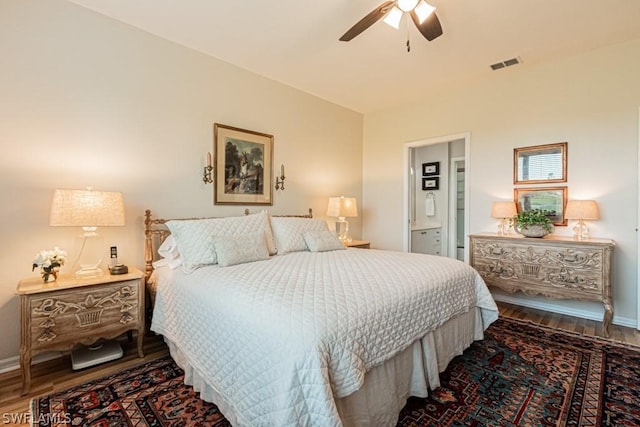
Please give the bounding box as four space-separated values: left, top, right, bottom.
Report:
402 132 470 261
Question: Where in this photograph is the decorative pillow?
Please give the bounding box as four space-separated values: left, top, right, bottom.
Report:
303 230 346 253
167 211 275 273
213 233 270 267
270 217 330 254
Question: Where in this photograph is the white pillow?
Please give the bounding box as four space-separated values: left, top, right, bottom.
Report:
158 235 180 260
270 217 330 254
213 233 270 267
303 230 346 253
167 211 275 273
153 235 183 270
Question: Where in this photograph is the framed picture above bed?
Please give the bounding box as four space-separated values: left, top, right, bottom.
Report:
214 123 273 205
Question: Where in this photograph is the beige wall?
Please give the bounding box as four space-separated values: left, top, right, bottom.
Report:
363 38 640 325
0 0 363 363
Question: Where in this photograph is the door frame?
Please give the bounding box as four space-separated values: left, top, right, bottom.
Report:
449 156 465 260
402 132 471 259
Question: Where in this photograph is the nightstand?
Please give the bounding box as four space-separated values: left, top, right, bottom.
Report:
16 268 145 394
344 240 370 249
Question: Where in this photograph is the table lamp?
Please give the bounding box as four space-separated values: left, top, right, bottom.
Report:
326 196 358 242
50 189 125 278
491 201 517 236
564 200 599 240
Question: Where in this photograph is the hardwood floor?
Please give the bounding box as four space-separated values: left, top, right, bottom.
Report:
496 301 640 345
1 303 639 425
0 334 168 425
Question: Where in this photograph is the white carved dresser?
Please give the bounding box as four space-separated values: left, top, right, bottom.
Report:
469 233 614 337
16 268 145 394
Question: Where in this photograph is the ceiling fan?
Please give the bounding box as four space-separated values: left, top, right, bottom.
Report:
339 0 443 49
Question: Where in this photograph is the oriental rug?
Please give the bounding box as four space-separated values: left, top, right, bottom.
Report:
31 317 640 426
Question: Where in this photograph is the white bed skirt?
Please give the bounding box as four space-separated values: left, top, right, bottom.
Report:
164 308 484 427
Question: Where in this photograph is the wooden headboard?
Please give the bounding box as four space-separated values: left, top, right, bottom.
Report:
143 208 313 280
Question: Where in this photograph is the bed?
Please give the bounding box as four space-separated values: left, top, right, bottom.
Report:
144 209 499 426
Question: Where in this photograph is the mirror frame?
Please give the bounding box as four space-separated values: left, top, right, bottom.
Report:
514 186 568 226
514 142 567 185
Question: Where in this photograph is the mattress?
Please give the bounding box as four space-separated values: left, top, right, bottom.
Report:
151 248 498 426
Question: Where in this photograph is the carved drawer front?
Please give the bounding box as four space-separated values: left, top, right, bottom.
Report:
29 280 139 350
472 240 605 296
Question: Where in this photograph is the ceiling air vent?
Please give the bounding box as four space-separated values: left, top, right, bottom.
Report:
490 57 521 70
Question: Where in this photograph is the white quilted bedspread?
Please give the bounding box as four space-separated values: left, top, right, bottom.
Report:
151 249 498 426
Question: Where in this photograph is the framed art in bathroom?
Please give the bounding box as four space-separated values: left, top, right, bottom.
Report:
422 162 440 176
422 177 440 190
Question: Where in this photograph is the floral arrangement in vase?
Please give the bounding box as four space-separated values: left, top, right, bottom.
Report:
32 247 67 282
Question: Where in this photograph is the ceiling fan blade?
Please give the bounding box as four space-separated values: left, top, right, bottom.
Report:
339 1 396 42
410 10 443 41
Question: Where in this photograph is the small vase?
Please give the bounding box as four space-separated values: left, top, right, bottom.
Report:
41 267 59 283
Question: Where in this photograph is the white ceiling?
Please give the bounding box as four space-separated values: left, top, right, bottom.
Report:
68 0 640 113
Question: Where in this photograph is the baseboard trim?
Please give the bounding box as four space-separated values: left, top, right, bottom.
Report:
493 294 636 329
0 351 63 375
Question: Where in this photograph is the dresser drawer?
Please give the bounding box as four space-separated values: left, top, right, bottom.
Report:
29 280 140 350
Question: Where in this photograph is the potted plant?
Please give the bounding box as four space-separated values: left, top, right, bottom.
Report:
513 209 555 238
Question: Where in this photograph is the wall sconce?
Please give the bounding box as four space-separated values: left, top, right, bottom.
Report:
275 164 285 191
564 200 599 240
491 201 517 236
203 152 213 184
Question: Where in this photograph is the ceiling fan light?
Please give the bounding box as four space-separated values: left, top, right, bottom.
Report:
383 6 403 29
414 1 436 23
397 0 419 12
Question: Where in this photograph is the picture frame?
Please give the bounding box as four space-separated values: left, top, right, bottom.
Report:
514 142 567 185
214 123 273 205
422 162 440 176
514 186 568 226
422 177 440 191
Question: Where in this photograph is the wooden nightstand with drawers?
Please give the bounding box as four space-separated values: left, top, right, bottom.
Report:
16 268 145 394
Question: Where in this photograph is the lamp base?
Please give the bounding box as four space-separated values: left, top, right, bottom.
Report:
572 220 590 241
74 231 104 279
335 218 351 243
75 267 104 279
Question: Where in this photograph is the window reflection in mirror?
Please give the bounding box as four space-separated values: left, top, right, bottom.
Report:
514 142 567 185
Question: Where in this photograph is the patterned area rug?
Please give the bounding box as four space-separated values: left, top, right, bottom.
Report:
32 317 640 426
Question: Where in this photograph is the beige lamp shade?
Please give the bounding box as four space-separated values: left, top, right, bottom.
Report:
491 201 517 218
326 196 358 218
564 200 599 220
50 189 125 227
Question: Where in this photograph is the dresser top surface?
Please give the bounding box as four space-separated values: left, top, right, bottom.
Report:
469 232 615 246
17 267 144 295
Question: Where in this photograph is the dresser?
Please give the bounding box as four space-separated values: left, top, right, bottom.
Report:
16 268 145 394
469 233 614 337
